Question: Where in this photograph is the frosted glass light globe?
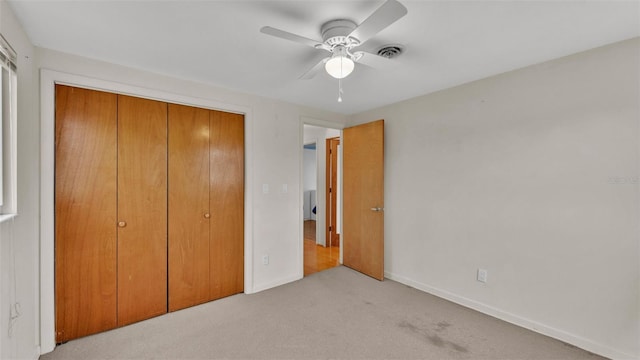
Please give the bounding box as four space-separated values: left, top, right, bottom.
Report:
325 55 354 79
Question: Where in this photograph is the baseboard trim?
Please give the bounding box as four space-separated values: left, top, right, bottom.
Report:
384 271 634 360
251 274 302 294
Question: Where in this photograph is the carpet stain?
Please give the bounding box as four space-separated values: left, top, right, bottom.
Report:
450 342 469 353
363 300 373 305
427 334 445 347
397 320 420 333
435 321 451 332
399 320 469 353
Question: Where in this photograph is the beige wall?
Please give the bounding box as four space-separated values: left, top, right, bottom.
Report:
351 38 640 359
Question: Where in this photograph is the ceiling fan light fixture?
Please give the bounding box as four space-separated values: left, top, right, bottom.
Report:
260 0 409 102
325 54 354 79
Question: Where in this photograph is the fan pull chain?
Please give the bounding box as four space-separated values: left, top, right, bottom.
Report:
338 56 344 102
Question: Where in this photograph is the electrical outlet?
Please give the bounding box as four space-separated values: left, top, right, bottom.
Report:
262 255 269 265
477 268 488 283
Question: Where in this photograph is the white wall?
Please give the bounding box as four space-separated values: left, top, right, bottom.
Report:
303 148 316 220
303 148 317 193
0 2 39 359
351 38 639 359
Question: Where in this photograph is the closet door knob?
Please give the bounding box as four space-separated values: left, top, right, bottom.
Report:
204 213 211 219
118 221 127 228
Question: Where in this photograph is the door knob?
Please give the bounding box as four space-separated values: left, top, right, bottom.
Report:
118 221 127 227
204 213 211 219
370 207 384 212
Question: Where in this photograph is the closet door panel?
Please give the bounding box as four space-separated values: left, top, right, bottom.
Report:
168 104 211 311
117 95 168 325
210 111 244 299
55 85 117 342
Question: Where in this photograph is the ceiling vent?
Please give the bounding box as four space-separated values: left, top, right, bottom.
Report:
377 45 403 59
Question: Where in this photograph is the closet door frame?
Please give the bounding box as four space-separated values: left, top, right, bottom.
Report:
40 70 253 354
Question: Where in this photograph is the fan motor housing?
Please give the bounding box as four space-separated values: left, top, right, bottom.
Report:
321 19 358 46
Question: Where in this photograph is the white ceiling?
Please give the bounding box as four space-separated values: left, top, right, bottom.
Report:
8 0 640 115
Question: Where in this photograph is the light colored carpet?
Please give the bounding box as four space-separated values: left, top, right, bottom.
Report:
41 266 603 360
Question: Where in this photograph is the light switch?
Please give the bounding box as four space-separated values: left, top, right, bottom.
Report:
262 184 269 194
282 184 288 193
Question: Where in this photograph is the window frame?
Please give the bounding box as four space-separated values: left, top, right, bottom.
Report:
0 33 18 218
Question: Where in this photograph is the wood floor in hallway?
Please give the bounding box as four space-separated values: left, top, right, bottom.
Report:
304 220 340 276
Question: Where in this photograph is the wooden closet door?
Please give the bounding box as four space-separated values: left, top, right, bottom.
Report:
210 111 244 299
55 85 117 342
117 95 168 325
168 104 211 311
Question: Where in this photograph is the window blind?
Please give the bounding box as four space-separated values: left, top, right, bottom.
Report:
0 34 17 72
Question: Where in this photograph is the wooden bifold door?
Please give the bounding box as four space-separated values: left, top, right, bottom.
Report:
167 104 244 311
117 95 168 326
55 85 244 343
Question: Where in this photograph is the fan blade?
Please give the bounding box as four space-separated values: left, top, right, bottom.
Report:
356 51 394 70
299 57 330 80
260 26 324 49
348 0 407 45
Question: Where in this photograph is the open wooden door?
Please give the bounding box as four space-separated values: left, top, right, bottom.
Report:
342 120 384 280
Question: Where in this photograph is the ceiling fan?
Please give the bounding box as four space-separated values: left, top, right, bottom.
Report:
260 0 408 101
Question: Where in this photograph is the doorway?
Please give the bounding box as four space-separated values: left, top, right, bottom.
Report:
301 120 385 280
303 125 341 276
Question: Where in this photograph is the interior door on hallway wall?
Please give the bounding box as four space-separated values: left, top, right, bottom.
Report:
326 137 340 247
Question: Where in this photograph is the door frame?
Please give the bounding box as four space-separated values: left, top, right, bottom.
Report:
299 118 344 278
40 69 254 354
325 137 340 248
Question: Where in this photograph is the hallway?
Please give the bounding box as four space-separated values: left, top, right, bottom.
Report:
303 220 339 276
